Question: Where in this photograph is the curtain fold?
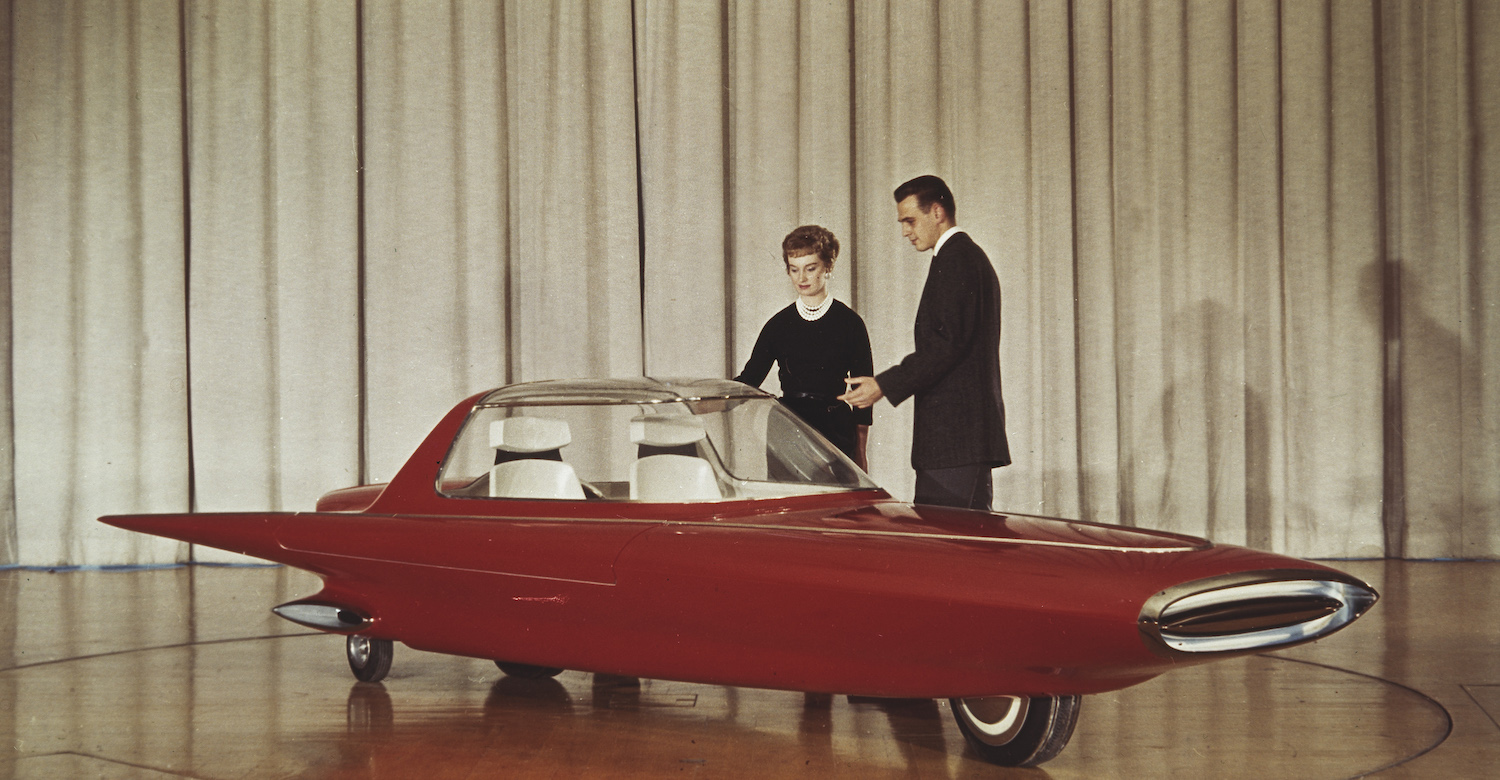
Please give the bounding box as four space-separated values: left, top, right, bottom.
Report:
1072 0 1122 531
1235 0 1287 555
10 0 188 565
4 0 1497 566
1282 0 1387 557
506 0 642 388
636 0 729 378
185 1 361 565
1467 0 1500 559
1 0 15 564
362 0 505 482
1384 0 1499 559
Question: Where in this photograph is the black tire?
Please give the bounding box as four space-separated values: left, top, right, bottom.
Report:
346 635 394 683
495 661 564 679
948 694 1081 767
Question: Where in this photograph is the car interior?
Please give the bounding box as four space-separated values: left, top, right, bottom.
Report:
440 398 869 503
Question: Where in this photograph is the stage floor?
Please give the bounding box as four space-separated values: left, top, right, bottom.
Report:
1 560 1495 778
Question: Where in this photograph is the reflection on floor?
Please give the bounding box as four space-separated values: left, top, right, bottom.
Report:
0 560 1496 778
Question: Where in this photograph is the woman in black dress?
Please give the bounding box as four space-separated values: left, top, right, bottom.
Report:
734 225 873 469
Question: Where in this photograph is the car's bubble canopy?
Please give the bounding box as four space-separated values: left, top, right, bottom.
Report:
439 377 879 503
476 377 767 407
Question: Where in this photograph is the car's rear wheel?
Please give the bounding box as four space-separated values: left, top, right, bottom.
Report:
346 635 393 683
948 694 1080 766
495 661 564 679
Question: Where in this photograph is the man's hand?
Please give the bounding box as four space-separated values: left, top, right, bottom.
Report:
840 376 884 409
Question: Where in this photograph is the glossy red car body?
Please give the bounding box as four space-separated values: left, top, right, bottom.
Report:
101 378 1377 765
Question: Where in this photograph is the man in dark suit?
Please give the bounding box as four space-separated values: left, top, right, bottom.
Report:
839 175 1009 510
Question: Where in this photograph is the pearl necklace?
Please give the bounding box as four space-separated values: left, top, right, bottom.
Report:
796 295 834 322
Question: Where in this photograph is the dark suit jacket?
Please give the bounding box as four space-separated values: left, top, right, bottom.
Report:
876 231 1010 470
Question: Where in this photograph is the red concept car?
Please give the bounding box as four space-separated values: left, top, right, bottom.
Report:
102 378 1378 767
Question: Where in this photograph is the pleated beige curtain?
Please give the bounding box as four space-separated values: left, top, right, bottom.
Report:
3 0 1497 567
185 2 361 563
0 2 14 566
10 0 189 565
1384 0 1500 560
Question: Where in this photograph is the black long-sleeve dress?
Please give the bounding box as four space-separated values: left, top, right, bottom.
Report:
733 299 874 460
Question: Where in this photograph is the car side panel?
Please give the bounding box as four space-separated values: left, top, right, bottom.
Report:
581 524 1338 697
274 513 655 586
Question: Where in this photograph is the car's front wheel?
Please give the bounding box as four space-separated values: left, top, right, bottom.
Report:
495 661 564 679
346 635 393 683
948 694 1080 766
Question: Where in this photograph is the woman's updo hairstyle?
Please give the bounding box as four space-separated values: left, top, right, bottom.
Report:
782 225 840 271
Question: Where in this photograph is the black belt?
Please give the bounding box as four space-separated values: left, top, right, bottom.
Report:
784 391 839 402
781 392 847 413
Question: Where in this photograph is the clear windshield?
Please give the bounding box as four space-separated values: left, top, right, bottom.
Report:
438 397 878 502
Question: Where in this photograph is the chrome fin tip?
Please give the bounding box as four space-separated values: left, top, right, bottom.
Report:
272 601 372 633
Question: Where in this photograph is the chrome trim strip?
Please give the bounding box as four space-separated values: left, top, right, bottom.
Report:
667 521 1204 554
296 510 1206 555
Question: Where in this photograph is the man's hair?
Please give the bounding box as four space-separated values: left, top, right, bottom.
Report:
894 175 956 222
782 225 840 269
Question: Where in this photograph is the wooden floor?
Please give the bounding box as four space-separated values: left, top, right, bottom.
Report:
1 559 1495 779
